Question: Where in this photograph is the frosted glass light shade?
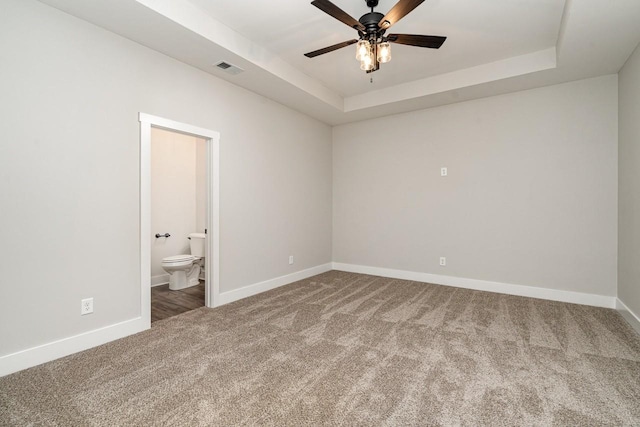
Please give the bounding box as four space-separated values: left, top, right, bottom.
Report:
377 42 391 63
356 40 370 61
360 52 374 70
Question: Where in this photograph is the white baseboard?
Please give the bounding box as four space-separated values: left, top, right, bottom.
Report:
3 262 623 378
217 263 333 306
616 298 640 334
151 274 169 287
0 317 147 378
0 264 332 377
332 262 616 309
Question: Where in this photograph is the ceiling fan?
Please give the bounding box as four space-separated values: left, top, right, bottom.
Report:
304 0 446 73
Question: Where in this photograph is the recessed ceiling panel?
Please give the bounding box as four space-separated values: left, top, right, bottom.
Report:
188 0 565 96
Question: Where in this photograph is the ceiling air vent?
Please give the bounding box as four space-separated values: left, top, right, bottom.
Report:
214 61 244 75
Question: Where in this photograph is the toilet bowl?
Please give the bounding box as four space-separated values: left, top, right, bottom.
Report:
161 255 201 290
161 232 206 291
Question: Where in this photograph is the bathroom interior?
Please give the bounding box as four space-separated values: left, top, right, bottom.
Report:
150 127 207 323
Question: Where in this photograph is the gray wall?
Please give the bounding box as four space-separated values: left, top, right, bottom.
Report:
619 43 640 316
0 0 332 356
333 75 618 297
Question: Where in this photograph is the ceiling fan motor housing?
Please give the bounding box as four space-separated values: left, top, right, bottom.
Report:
359 12 385 37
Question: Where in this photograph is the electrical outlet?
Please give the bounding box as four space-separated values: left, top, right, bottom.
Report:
441 167 448 176
439 257 447 266
289 255 294 265
81 298 93 315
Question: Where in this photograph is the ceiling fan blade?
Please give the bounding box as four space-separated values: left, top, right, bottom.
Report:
304 39 359 58
378 0 425 29
387 34 446 48
311 0 366 32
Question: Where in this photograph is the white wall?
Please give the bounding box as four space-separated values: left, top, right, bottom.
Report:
618 43 640 316
0 0 332 358
150 128 205 284
333 75 618 297
195 136 207 234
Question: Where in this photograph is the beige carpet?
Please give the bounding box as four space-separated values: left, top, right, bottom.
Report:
1 271 639 426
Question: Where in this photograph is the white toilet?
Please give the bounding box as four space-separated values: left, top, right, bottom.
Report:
161 233 206 290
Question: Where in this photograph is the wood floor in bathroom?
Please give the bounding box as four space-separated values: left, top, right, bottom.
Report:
151 280 205 323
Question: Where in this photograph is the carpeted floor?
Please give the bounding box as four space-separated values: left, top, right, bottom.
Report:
1 270 639 426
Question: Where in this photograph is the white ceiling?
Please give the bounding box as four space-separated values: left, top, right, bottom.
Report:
38 0 640 125
188 0 564 97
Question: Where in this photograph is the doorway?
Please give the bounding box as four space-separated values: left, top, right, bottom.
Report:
139 113 220 328
149 128 205 322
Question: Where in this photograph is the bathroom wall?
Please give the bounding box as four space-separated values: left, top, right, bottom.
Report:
150 128 206 285
195 138 207 234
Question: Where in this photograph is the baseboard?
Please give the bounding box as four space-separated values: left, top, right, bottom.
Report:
0 264 333 377
217 263 333 306
0 317 147 378
2 263 621 378
151 274 169 287
616 298 640 335
332 263 616 309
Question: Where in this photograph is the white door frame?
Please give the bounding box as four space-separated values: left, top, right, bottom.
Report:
139 113 220 327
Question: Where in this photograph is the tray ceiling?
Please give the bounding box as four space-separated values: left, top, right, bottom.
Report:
37 0 640 124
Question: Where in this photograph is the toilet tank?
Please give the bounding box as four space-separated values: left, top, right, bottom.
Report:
189 233 206 257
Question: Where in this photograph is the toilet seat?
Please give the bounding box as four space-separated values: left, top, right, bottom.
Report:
162 255 195 264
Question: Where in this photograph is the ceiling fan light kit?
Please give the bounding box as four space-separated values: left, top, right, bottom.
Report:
360 49 375 70
355 39 370 61
377 42 391 63
305 0 446 74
